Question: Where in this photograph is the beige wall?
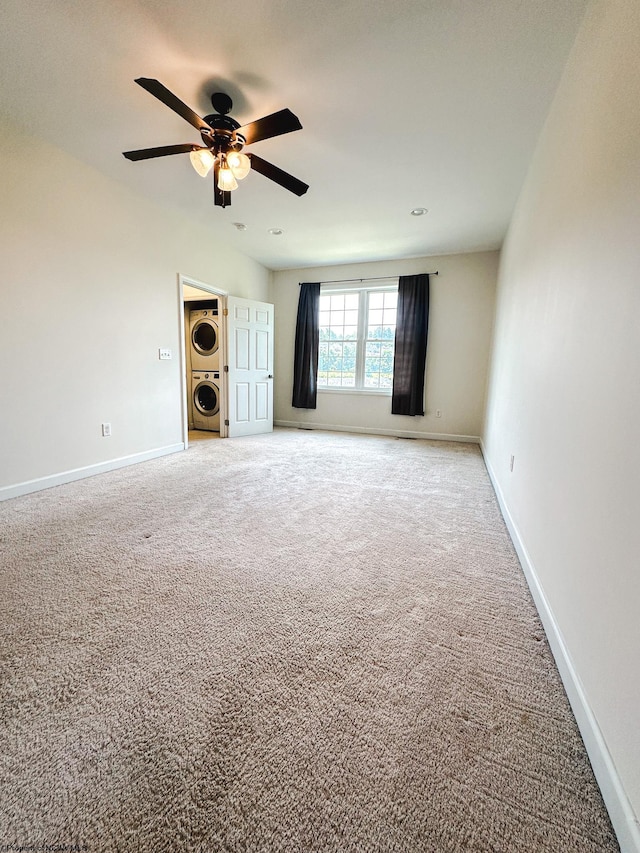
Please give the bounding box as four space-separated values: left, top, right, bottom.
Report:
0 120 269 495
270 252 498 440
483 1 640 847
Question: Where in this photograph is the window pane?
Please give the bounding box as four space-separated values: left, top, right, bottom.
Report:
369 292 384 309
368 309 383 330
344 293 359 310
366 356 394 387
343 325 358 340
364 361 381 387
317 341 329 386
329 294 345 310
366 341 381 357
381 342 394 356
383 308 397 326
384 291 398 308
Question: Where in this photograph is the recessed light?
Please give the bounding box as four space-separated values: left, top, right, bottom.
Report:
232 222 247 231
268 228 284 236
410 207 429 216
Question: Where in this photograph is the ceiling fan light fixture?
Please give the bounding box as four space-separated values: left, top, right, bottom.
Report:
189 148 215 177
217 164 238 192
227 151 251 180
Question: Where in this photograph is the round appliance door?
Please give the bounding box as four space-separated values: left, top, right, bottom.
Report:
193 380 220 417
192 319 219 358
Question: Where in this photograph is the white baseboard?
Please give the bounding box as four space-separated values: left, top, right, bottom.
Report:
480 441 640 853
0 443 185 502
275 420 480 444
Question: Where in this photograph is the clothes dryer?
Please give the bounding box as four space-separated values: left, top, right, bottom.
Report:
189 308 220 370
191 371 221 432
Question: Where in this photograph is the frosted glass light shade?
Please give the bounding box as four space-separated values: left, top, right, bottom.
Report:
217 167 238 192
189 148 215 177
227 151 251 180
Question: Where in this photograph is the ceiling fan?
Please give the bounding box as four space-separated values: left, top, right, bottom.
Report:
123 78 309 208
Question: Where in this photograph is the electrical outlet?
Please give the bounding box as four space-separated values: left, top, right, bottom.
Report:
159 348 172 360
436 409 442 418
102 423 111 437
510 454 515 472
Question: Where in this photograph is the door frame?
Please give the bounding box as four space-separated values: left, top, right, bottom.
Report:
177 273 228 448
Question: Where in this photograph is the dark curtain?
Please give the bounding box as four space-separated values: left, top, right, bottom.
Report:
391 273 430 416
292 282 321 409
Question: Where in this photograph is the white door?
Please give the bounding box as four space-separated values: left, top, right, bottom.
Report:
226 296 274 437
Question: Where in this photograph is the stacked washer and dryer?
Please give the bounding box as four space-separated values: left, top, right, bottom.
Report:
188 306 221 432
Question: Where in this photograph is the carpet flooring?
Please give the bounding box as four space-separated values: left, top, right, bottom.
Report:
0 428 619 852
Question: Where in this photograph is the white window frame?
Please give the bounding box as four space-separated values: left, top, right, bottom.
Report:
318 279 398 395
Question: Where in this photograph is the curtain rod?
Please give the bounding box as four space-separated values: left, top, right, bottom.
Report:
301 272 438 285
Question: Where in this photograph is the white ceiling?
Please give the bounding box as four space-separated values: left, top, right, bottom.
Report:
2 0 587 270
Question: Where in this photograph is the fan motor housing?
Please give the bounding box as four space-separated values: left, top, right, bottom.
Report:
203 112 240 132
201 109 243 155
200 127 245 156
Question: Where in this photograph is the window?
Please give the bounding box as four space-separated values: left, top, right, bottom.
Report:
317 284 398 391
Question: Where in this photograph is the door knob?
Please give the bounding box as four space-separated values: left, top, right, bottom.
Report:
268 374 274 379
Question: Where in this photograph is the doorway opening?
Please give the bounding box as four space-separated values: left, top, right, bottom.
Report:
177 273 228 449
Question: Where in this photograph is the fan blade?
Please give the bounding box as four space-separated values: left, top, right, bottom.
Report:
248 154 309 196
213 160 232 208
123 143 199 161
134 78 210 132
237 108 302 146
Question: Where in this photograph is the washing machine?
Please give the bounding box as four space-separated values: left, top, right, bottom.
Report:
191 371 221 432
189 307 220 370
